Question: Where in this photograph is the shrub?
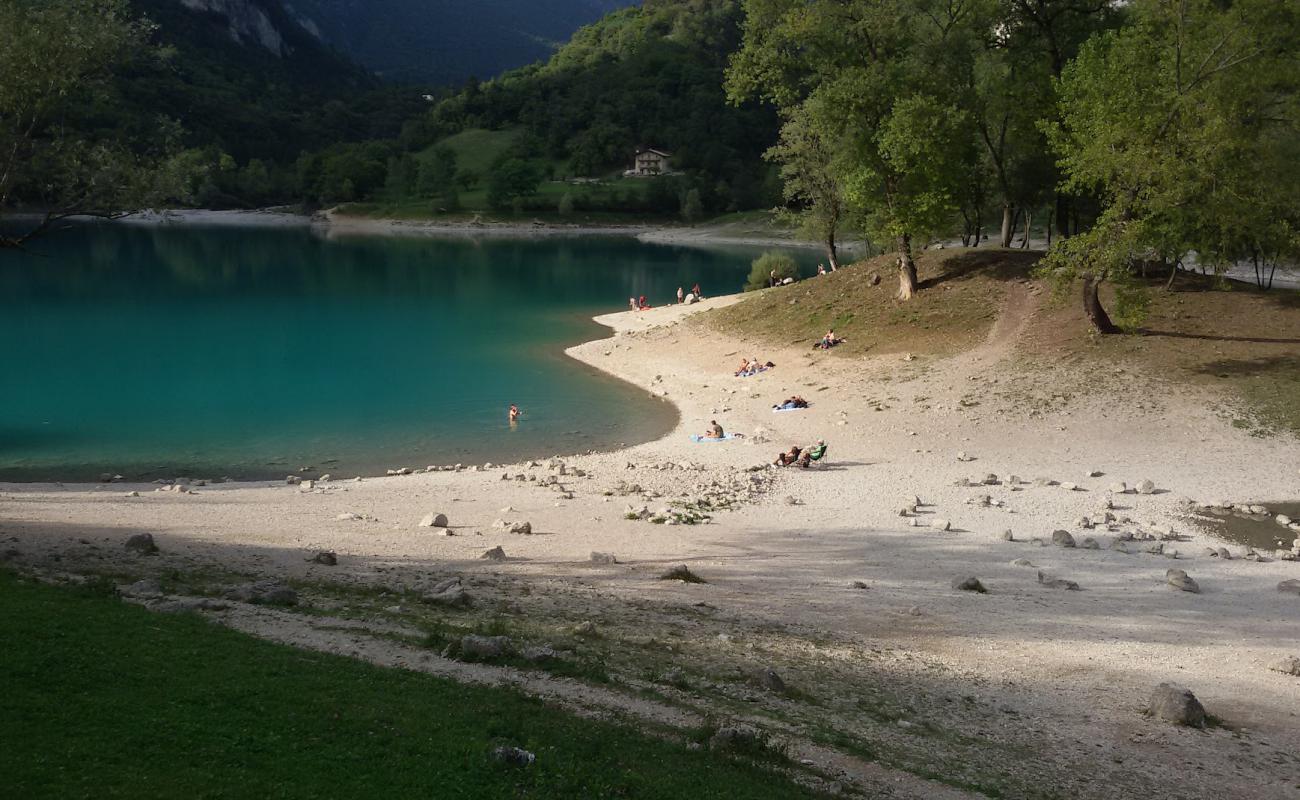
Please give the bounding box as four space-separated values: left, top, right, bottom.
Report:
744 251 800 292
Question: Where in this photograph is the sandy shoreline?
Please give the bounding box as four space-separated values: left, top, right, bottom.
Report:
4 254 1300 796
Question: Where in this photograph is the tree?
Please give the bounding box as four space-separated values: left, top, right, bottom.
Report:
486 158 541 211
1040 0 1300 332
727 0 977 300
680 188 703 223
745 251 800 291
767 102 846 269
0 0 194 247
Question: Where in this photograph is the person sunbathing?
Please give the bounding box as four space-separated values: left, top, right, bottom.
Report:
774 445 802 466
817 330 845 350
772 396 809 410
736 358 750 376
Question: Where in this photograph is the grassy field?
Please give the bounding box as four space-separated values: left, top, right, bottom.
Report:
707 247 1041 357
0 570 827 799
418 127 524 177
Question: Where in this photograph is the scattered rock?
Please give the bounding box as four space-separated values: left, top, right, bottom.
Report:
1081 537 1099 550
589 551 618 565
122 578 164 598
307 550 338 566
123 533 159 555
1136 479 1156 495
1109 482 1128 494
1037 571 1080 590
1277 579 1300 596
752 667 787 693
659 564 705 583
956 451 975 462
951 576 987 593
1269 656 1300 677
1051 530 1076 548
489 746 535 766
508 521 533 535
423 577 471 608
571 620 599 637
419 512 450 528
1166 569 1200 593
521 645 558 663
1001 529 1015 541
123 491 140 497
481 546 507 562
709 725 763 751
1060 482 1079 491
224 581 298 606
1010 558 1036 567
850 580 869 589
336 512 362 521
461 634 512 660
151 597 230 613
1147 683 1206 727
929 518 951 532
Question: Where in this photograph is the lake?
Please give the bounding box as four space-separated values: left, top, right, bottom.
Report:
0 222 811 481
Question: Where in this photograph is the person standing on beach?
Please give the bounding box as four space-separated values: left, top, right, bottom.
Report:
692 282 702 299
770 268 777 287
677 286 685 304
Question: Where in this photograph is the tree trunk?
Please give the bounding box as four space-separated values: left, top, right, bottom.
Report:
1165 259 1180 289
1021 210 1033 249
826 228 840 271
999 203 1014 248
1055 193 1070 238
1045 210 1053 249
973 209 981 248
1082 275 1119 334
897 233 919 300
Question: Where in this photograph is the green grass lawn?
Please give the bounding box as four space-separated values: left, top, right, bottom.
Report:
418 127 523 177
0 570 825 799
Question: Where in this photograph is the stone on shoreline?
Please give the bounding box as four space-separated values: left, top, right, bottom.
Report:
224 580 298 606
589 551 618 565
423 577 471 608
124 533 159 555
508 521 533 535
1278 579 1300 596
419 512 450 528
1166 569 1199 593
307 550 338 566
1148 683 1206 727
460 634 512 660
1051 530 1076 548
481 546 507 562
1269 656 1300 677
1037 571 1080 590
951 576 987 593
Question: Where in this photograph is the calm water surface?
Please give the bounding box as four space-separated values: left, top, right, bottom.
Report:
1 223 811 481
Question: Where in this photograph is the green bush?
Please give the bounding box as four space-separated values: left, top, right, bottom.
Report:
744 251 800 292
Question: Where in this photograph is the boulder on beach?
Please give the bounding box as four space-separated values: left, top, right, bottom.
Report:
419 512 450 528
1166 569 1200 593
1051 530 1076 548
951 576 987 593
1278 579 1300 596
124 533 159 555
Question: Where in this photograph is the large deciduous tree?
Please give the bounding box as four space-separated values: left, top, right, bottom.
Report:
0 0 193 248
727 0 976 300
1040 0 1300 333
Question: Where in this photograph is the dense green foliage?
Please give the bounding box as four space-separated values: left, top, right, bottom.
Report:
1040 0 1300 329
745 251 800 291
729 0 1297 327
0 570 823 798
393 0 783 216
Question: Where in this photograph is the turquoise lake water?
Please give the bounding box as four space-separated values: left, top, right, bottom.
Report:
0 223 811 481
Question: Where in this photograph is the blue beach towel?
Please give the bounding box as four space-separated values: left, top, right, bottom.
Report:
772 404 809 412
690 434 735 442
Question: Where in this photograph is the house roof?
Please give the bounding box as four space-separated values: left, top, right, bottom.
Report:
635 147 672 157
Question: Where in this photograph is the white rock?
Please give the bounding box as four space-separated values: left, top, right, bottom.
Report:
418 512 450 528
930 518 951 531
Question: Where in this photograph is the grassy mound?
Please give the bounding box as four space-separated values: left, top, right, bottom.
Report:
0 570 826 799
1021 273 1300 436
707 248 1041 357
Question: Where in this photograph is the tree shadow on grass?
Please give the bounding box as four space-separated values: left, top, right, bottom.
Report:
918 248 1042 290
1190 354 1300 377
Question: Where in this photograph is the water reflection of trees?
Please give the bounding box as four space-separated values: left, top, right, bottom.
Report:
0 224 811 308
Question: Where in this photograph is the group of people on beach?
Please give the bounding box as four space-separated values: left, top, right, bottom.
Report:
774 439 827 468
629 282 704 312
735 357 775 377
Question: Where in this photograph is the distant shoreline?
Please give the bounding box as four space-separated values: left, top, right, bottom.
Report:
88 207 849 252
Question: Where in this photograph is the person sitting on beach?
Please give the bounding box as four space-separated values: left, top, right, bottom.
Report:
796 440 827 468
638 295 650 310
692 282 702 299
774 445 802 466
508 404 520 423
735 358 750 376
817 330 845 350
817 263 826 276
704 420 724 439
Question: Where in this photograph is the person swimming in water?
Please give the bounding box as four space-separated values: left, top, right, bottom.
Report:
508 404 520 424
